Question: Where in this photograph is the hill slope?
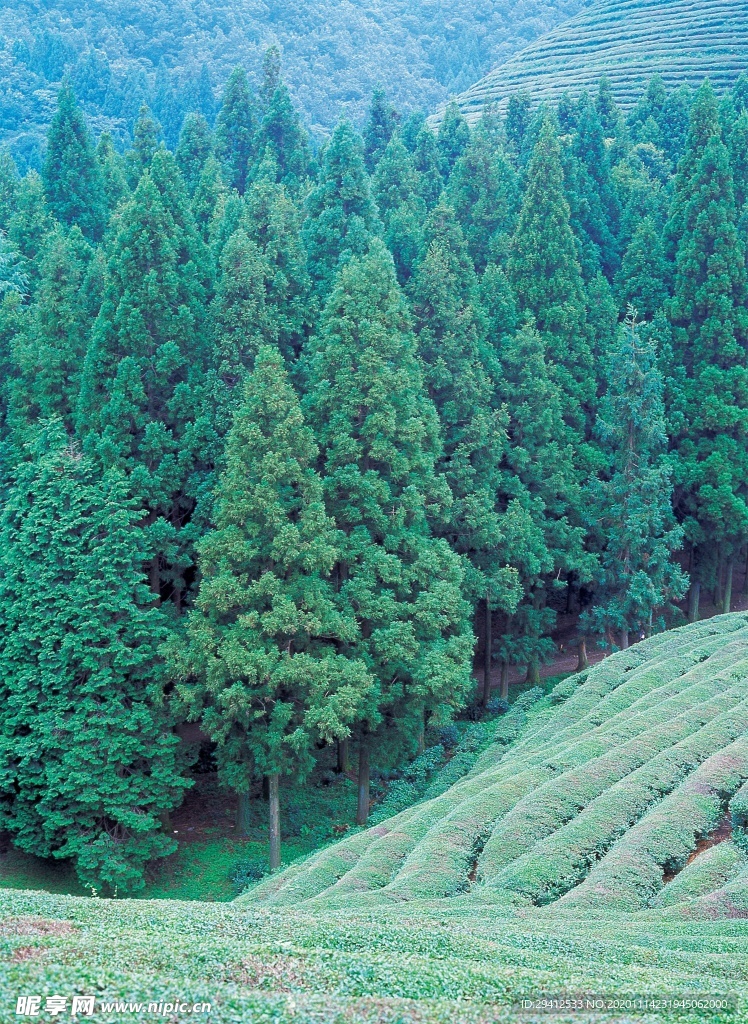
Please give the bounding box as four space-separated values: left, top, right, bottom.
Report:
438 0 748 123
3 617 748 1022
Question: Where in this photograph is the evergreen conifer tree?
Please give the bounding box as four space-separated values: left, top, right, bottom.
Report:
175 348 370 867
668 113 748 619
372 133 425 283
126 105 162 188
0 422 188 893
615 216 668 318
303 240 474 822
586 312 687 647
76 151 214 605
42 83 106 241
252 82 312 190
437 101 470 178
302 119 381 297
508 118 593 430
95 132 129 214
214 67 257 195
176 113 213 196
363 88 400 172
412 125 444 209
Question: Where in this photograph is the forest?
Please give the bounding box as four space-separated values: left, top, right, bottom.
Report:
0 0 593 168
0 49 746 896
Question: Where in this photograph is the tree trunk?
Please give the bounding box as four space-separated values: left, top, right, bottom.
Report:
356 738 370 826
337 738 349 774
525 657 540 686
482 594 492 706
688 581 700 623
500 661 508 702
576 637 589 672
743 546 748 597
620 629 629 650
261 775 269 801
417 712 425 755
236 792 251 836
149 556 160 603
723 559 734 615
714 556 724 609
268 774 281 872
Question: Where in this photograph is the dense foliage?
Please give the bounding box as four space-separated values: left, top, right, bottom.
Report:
0 56 746 893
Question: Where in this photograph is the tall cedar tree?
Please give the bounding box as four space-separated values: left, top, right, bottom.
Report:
252 82 312 191
363 88 400 172
244 179 311 359
586 313 687 648
615 216 668 318
302 119 382 298
445 113 517 272
372 133 426 284
125 106 162 188
8 226 97 435
209 228 277 437
175 348 370 868
437 101 470 179
0 423 188 893
494 319 591 687
508 118 594 434
303 240 474 823
667 88 748 618
214 68 257 195
76 150 214 605
175 113 213 196
409 204 519 701
42 84 106 241
412 126 444 209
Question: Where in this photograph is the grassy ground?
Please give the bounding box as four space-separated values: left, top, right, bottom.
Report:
4 618 748 1021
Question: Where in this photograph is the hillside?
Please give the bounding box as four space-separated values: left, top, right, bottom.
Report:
438 0 748 123
3 616 748 1022
0 0 594 167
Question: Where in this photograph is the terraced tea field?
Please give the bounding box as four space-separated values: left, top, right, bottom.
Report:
439 0 748 123
3 614 748 1022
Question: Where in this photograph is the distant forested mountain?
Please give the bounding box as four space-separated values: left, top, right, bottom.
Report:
0 0 594 167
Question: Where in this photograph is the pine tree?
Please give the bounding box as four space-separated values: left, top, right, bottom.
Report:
596 76 624 138
0 422 188 893
302 119 381 297
504 92 534 167
42 83 106 241
303 240 474 823
586 312 687 648
176 113 213 196
7 172 55 294
76 151 214 606
175 348 370 868
209 228 277 436
363 88 400 172
564 92 620 279
493 319 592 687
412 125 444 209
95 132 129 214
191 155 227 242
508 118 593 429
0 148 19 231
214 67 257 195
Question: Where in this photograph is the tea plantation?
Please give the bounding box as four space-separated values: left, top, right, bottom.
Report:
3 615 748 1022
441 0 748 122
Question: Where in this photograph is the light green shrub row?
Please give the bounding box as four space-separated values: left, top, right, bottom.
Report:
652 841 747 908
561 736 748 911
482 701 748 903
479 677 748 876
